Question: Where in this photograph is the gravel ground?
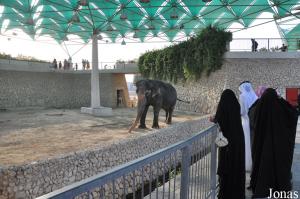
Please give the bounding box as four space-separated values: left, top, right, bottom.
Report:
0 108 206 166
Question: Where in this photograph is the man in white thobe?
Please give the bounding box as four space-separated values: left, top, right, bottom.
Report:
239 81 258 171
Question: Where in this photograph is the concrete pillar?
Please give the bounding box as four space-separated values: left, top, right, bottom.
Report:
81 33 112 116
91 34 101 108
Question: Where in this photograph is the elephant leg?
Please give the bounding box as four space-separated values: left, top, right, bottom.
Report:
139 105 149 129
167 107 174 124
165 110 169 123
152 106 160 129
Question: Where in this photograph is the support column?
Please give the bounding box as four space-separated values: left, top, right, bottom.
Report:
91 33 101 108
81 33 112 116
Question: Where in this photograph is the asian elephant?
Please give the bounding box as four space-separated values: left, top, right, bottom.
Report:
129 79 177 133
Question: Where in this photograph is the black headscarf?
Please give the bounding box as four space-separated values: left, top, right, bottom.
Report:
250 88 298 198
214 89 245 199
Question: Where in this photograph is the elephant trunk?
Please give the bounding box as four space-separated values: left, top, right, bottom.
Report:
128 94 146 133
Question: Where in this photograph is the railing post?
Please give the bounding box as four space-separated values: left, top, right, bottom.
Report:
210 127 218 199
180 145 191 199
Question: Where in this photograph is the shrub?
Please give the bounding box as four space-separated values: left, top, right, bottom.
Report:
137 25 232 82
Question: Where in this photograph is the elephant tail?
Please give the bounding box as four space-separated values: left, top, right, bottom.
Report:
177 98 190 104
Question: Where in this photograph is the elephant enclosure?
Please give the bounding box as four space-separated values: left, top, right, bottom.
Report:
0 108 205 167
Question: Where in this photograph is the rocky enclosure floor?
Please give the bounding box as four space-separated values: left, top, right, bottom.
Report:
0 108 205 167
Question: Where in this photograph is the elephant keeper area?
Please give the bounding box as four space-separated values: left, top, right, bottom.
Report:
0 108 205 167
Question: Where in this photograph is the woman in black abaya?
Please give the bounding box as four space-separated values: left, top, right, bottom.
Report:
212 89 245 199
250 88 298 198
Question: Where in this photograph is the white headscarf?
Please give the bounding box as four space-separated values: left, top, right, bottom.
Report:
239 82 258 113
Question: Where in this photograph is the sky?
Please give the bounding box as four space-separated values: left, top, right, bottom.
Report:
0 13 284 72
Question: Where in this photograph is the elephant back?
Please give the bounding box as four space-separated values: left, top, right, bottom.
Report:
135 79 177 108
152 80 177 108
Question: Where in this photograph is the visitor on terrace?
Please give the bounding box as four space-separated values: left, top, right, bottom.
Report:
251 39 258 52
58 61 62 69
86 60 90 70
279 43 288 52
82 59 86 70
210 89 245 199
52 58 57 69
63 59 68 70
68 57 73 70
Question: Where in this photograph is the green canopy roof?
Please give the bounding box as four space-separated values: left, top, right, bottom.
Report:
0 0 299 43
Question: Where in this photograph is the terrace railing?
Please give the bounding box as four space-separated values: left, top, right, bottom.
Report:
36 124 219 199
229 38 298 52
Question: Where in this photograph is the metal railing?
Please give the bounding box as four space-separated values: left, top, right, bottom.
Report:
0 58 51 67
229 38 299 52
49 62 118 71
98 62 137 70
37 125 218 199
51 62 137 71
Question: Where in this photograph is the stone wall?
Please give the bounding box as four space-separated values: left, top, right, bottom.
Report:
0 70 89 108
0 117 211 199
175 57 300 114
0 70 129 109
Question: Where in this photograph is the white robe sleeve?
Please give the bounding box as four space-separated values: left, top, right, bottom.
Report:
240 94 253 171
240 95 248 117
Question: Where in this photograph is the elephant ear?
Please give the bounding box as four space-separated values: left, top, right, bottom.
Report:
152 88 161 98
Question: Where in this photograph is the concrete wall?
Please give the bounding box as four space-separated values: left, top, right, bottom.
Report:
175 53 300 114
0 70 129 109
0 118 211 199
0 59 139 74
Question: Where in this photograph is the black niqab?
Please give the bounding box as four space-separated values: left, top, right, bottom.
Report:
250 88 298 198
214 89 245 199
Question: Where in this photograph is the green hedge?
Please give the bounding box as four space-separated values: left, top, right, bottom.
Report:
138 26 232 82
